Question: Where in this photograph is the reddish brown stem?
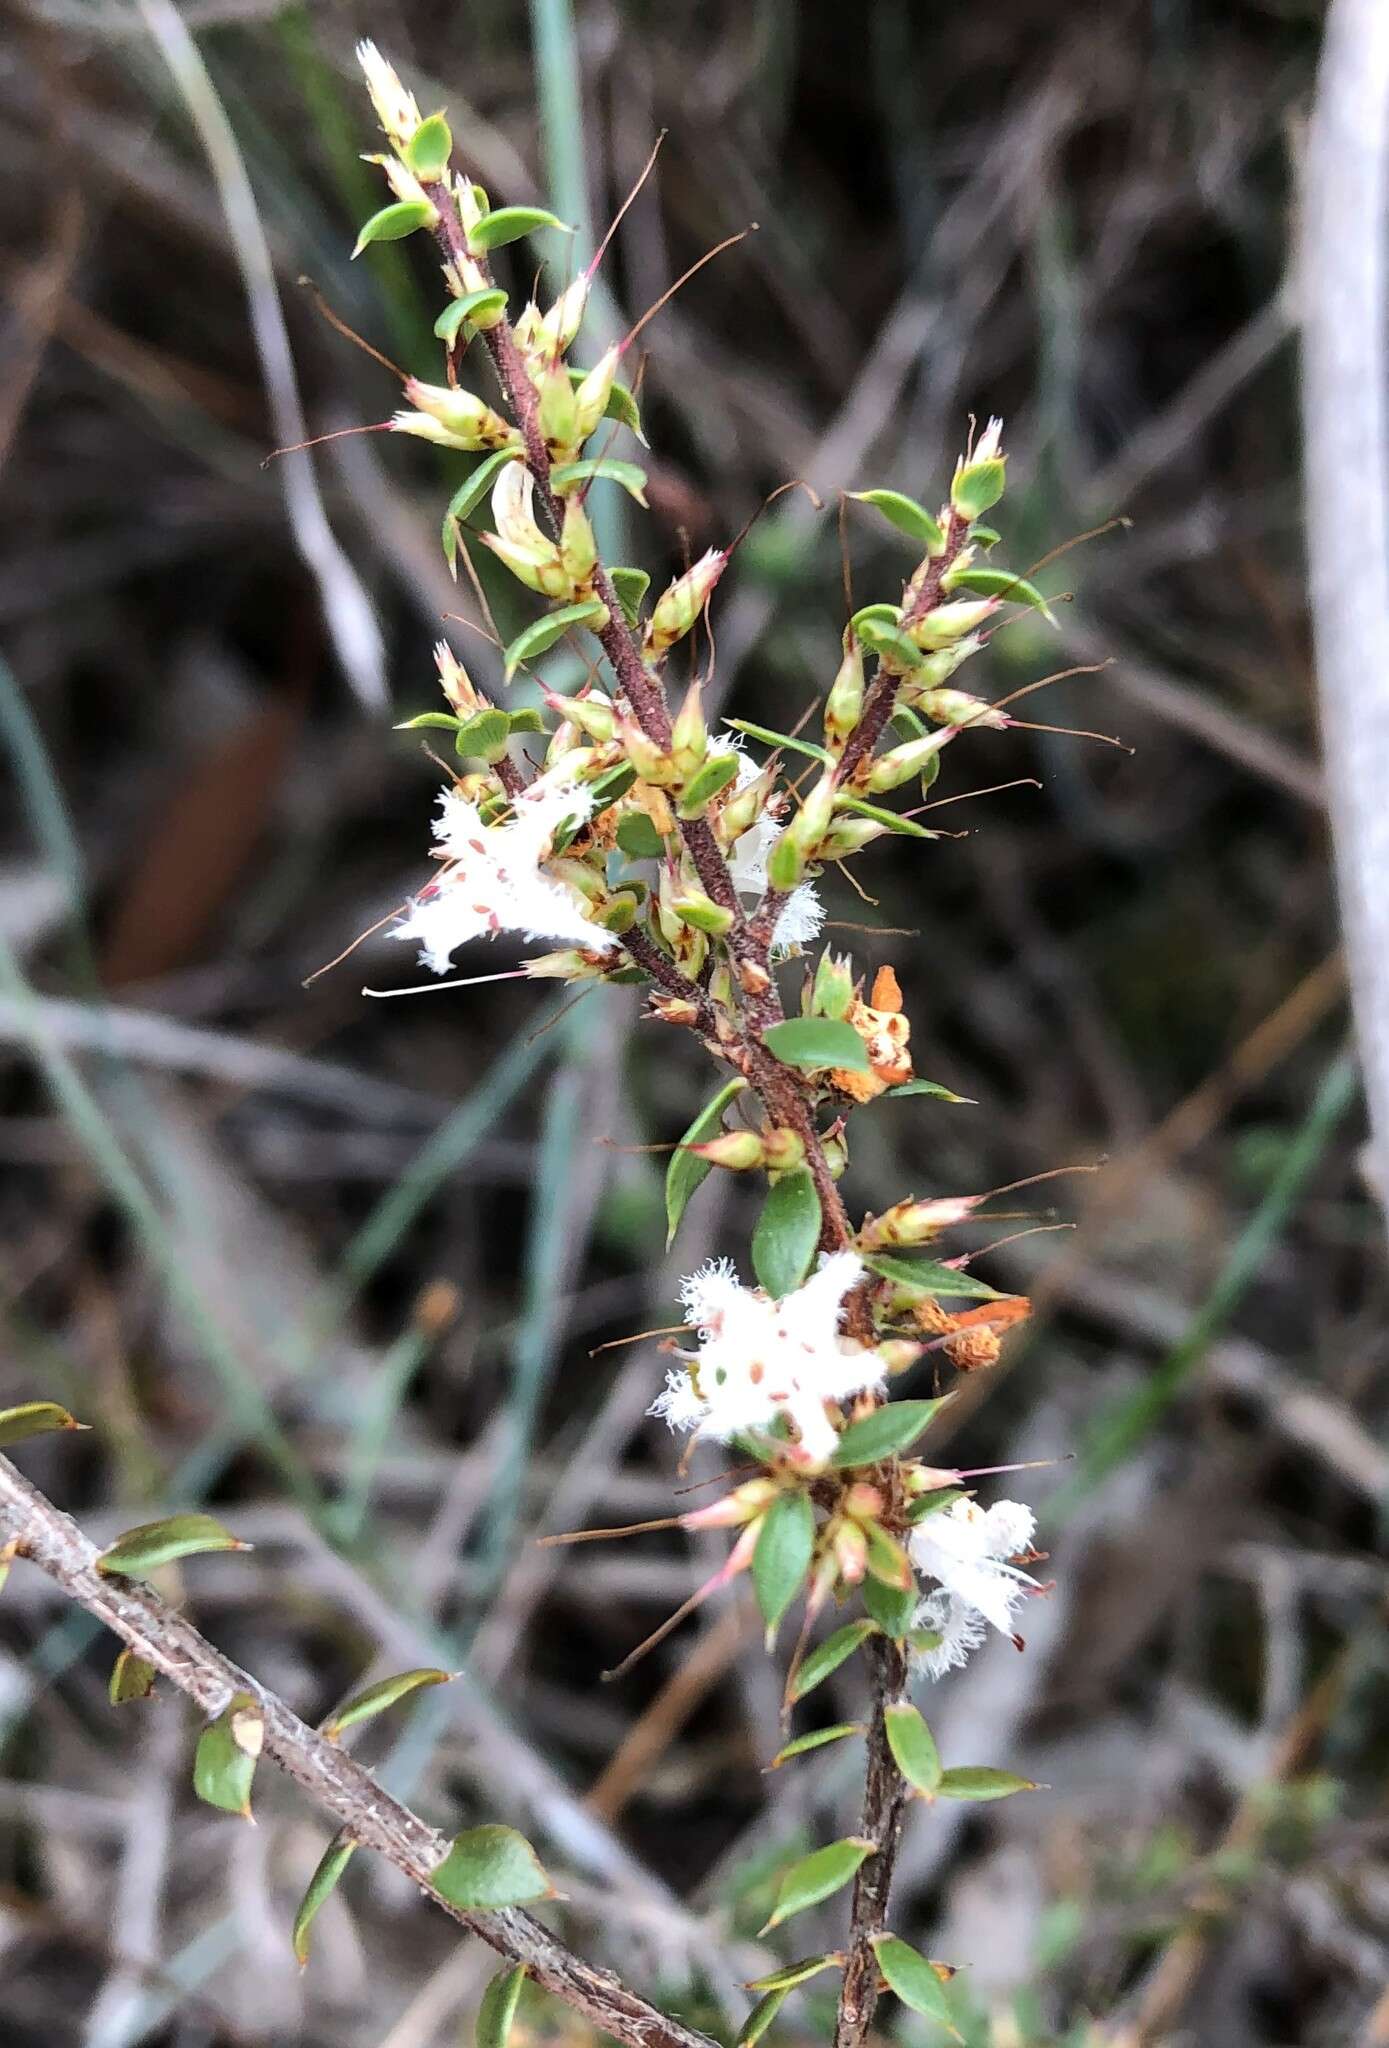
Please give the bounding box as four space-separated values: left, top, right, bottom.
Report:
834 1636 911 2048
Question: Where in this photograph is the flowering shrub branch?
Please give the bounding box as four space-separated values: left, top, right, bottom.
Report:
0 45 1081 2048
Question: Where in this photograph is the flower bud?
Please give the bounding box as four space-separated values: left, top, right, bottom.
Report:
823 637 865 750
897 640 983 696
399 381 516 450
615 713 680 786
356 40 422 152
434 641 483 715
820 1127 849 1179
864 729 954 794
670 680 709 779
523 948 609 980
715 763 778 843
876 1339 926 1376
546 687 615 743
951 418 1007 520
677 748 740 820
914 689 1008 730
560 495 598 587
540 276 591 355
572 345 619 440
681 1476 783 1530
646 549 727 656
811 949 856 1021
906 599 997 651
649 992 702 1028
818 816 890 858
687 1129 766 1171
481 531 574 599
843 1482 885 1521
856 1194 981 1251
538 363 580 457
392 407 517 455
831 1518 868 1585
762 1127 806 1173
672 891 735 936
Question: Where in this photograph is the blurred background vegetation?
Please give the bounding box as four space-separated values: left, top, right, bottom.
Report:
2 2 1385 2044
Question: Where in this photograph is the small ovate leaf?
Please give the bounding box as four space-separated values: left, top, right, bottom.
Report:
676 750 741 817
736 1988 788 2048
616 812 666 859
508 708 545 735
551 458 649 506
830 1397 954 1469
885 1078 974 1103
851 490 944 552
760 1836 876 1932
905 1488 967 1523
951 456 1007 519
969 523 1001 548
293 1830 357 1966
936 1766 1038 1802
609 565 650 624
395 710 464 734
947 566 1056 621
476 1963 529 2048
567 367 645 440
725 717 835 765
863 1253 1006 1301
455 709 513 760
503 599 609 681
746 1954 844 1994
0 1400 87 1447
789 1618 879 1703
432 1825 553 1910
862 1571 917 1639
884 1702 942 1796
434 288 510 346
322 1667 452 1743
849 602 901 634
352 199 436 258
665 1077 747 1247
441 448 524 572
469 205 570 251
767 1723 864 1769
871 1935 960 2036
193 1692 262 1819
109 1649 157 1705
751 1166 822 1299
405 112 453 181
762 1017 870 1074
862 1521 914 1591
585 761 637 811
752 1490 816 1636
854 615 925 670
97 1514 248 1579
832 794 937 840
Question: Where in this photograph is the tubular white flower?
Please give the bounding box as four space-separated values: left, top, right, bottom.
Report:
908 1496 1039 1680
649 1251 880 1464
715 738 823 954
392 773 616 973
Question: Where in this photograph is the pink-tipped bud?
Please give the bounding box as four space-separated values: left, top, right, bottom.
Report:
824 637 866 750
616 713 680 787
832 1519 868 1585
686 1129 765 1171
902 1464 964 1495
572 344 619 439
906 599 998 651
399 381 516 451
434 642 483 715
646 549 727 656
547 687 615 743
856 1193 982 1251
914 689 1008 731
670 679 709 779
681 1477 783 1531
843 1482 885 1521
762 1127 807 1173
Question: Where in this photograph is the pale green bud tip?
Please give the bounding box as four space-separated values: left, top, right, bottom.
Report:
812 949 856 1021
647 549 728 653
356 42 422 152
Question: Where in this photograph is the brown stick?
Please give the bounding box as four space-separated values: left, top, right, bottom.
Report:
833 1636 911 2048
0 1453 719 2048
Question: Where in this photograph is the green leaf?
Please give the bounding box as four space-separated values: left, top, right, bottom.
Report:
609 565 650 624
676 750 741 818
551 458 649 506
863 1253 1006 1300
405 112 453 181
585 761 637 810
736 1988 788 2047
109 1649 157 1704
322 1667 452 1742
884 1702 942 1796
871 1935 960 2036
352 199 436 258
476 1964 529 2048
849 602 902 634
503 600 609 681
442 449 523 573
862 1522 913 1591
746 1954 844 1994
97 1514 248 1578
455 709 512 761
508 708 545 735
725 717 835 765
762 1017 869 1073
854 615 925 670
760 1837 876 1932
951 456 1007 520
193 1693 262 1819
469 206 570 251
752 1490 816 1635
788 1618 879 1703
947 566 1055 621
567 367 645 440
832 794 937 840
394 711 464 733
752 1166 822 1299
432 1825 553 1910
830 1398 953 1468
885 1078 973 1102
767 1723 864 1769
292 1830 357 1965
665 1077 747 1247
851 490 944 552
905 1488 967 1523
862 1571 917 1639
434 288 510 345
0 1400 87 1446
936 1767 1038 1802
616 811 666 859
970 524 1001 548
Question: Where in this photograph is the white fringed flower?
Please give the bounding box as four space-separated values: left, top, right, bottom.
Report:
649 1251 880 1464
715 739 824 954
908 1497 1039 1680
393 774 616 973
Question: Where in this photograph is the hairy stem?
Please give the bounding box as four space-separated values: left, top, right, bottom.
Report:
0 1453 718 2048
834 1636 911 2048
